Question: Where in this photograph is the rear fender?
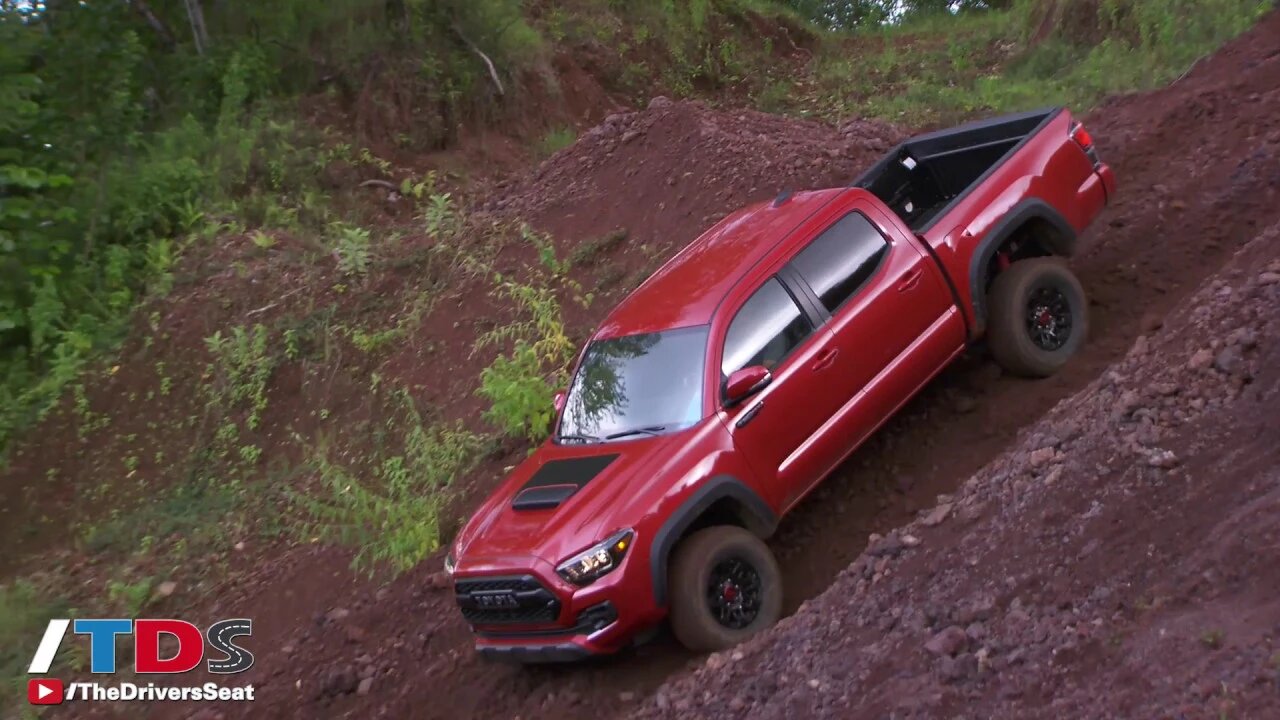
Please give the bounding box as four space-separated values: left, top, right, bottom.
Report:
968 199 1076 330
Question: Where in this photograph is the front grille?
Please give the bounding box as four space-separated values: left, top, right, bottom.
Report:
455 575 561 625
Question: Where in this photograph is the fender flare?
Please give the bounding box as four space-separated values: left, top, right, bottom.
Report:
967 199 1077 330
649 475 777 607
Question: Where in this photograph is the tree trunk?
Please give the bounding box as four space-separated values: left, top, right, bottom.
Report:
182 0 211 55
130 0 177 49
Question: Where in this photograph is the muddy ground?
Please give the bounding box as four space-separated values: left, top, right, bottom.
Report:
32 8 1280 720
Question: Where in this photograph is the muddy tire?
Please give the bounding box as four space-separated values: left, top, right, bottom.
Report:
987 258 1089 378
668 525 782 652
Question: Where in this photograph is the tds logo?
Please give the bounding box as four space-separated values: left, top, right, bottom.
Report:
29 619 254 675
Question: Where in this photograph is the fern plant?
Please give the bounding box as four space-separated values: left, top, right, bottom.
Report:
331 223 371 276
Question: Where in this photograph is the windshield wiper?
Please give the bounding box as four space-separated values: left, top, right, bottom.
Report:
557 433 601 444
604 425 667 441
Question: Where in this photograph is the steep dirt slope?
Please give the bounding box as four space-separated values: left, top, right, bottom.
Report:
636 207 1280 720
123 10 1279 720
489 98 905 246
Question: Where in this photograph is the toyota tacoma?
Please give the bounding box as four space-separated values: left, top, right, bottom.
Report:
446 107 1116 661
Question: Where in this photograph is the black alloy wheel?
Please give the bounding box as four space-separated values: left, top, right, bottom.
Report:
706 557 763 629
987 257 1089 378
1025 285 1073 351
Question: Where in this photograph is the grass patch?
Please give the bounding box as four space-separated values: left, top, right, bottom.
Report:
536 127 577 158
569 228 629 267
80 471 247 558
797 0 1271 125
1 581 72 715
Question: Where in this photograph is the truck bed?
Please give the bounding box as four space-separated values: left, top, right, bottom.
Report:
852 108 1062 233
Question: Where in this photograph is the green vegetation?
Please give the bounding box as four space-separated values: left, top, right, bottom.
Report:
297 393 486 575
106 576 155 616
0 0 558 459
1 581 71 712
203 324 273 433
782 0 1000 28
537 127 578 158
3 0 1271 464
791 0 1272 124
476 229 585 444
569 228 629 267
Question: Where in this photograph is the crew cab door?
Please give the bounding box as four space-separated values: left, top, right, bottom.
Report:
715 276 846 511
784 205 963 496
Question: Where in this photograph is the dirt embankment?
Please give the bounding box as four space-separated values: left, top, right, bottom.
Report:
97 9 1280 720
489 97 905 243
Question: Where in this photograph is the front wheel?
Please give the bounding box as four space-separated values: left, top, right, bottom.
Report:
986 258 1089 378
668 526 782 652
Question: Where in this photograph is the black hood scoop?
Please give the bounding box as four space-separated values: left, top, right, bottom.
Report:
512 454 619 511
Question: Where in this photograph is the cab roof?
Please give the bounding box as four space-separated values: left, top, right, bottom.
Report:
593 188 844 339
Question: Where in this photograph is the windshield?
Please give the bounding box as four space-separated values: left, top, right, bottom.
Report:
558 326 709 442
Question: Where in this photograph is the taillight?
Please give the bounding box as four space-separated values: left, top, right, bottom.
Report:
1071 121 1100 167
1071 122 1094 149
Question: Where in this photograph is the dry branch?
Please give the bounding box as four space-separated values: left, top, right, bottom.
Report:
451 25 505 97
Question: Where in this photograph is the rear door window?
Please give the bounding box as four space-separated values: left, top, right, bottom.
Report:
790 212 889 314
721 278 814 378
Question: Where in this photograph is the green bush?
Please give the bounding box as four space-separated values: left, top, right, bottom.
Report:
298 399 485 575
479 345 561 442
475 232 582 444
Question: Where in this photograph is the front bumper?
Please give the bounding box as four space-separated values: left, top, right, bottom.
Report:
453 555 660 661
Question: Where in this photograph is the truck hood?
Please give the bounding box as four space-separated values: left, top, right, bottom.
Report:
453 426 702 569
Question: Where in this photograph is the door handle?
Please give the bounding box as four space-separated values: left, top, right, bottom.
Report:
735 400 764 428
811 347 839 371
897 268 924 292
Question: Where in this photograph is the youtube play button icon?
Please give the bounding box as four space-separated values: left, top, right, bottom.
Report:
28 678 64 705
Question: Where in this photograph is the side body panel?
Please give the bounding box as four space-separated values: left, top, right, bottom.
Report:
918 109 1112 332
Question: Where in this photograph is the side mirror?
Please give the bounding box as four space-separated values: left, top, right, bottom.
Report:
724 365 771 406
553 390 567 413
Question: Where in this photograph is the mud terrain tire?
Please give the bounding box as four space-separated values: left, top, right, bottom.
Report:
987 258 1089 378
668 525 782 652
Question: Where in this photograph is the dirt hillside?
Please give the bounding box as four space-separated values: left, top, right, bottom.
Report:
489 98 906 244
53 9 1280 720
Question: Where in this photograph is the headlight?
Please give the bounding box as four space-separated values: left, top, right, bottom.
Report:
556 529 634 586
444 553 456 575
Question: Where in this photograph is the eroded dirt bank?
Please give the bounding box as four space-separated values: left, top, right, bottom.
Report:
162 10 1280 720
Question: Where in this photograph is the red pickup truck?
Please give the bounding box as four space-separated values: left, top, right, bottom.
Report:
447 107 1115 661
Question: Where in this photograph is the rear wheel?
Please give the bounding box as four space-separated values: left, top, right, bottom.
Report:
987 258 1088 377
668 525 782 652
